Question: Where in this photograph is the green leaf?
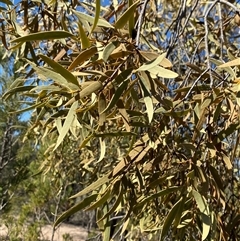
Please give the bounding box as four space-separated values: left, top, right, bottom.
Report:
54 194 98 227
65 81 103 106
98 93 106 126
68 46 97 70
54 101 78 151
86 188 111 210
192 190 211 241
3 86 34 100
78 23 91 49
148 66 178 78
209 165 224 191
115 0 140 29
91 0 100 33
103 205 111 241
101 80 129 113
222 152 232 170
70 174 111 198
79 133 94 150
39 54 80 87
101 41 118 62
96 138 106 163
11 102 45 114
139 76 154 123
11 31 74 43
99 183 123 222
136 186 182 208
24 59 78 91
137 53 167 71
73 9 113 29
160 197 183 241
0 0 13 5
128 0 135 37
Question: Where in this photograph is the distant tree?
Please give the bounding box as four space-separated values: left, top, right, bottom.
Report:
2 0 240 240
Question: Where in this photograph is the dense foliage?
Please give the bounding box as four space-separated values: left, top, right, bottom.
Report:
1 0 240 240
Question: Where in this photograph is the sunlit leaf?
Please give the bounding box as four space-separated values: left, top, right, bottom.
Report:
73 9 114 29
148 66 178 78
65 81 103 106
86 187 111 210
54 101 78 151
101 41 118 62
98 93 106 126
11 31 74 43
39 54 80 87
68 46 97 70
192 190 211 241
115 0 140 29
78 23 91 49
91 0 100 33
160 197 183 241
101 80 129 113
54 194 98 227
137 53 167 71
70 173 111 198
218 58 240 68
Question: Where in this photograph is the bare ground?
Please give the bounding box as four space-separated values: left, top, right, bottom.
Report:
0 223 88 241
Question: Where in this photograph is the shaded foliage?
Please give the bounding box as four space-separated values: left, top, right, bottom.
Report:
1 0 240 240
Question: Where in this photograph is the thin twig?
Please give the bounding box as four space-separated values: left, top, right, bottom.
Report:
219 0 240 13
218 3 224 60
136 0 149 47
179 0 199 36
183 68 209 100
204 0 218 88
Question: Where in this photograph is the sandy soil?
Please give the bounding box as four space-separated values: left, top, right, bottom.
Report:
0 223 88 241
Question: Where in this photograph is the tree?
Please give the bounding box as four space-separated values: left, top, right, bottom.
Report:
2 0 240 240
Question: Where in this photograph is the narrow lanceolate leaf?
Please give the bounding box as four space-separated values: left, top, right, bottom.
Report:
218 58 240 68
73 9 113 29
78 23 91 49
102 41 118 62
139 51 172 68
136 186 181 208
10 31 74 43
99 184 123 222
98 93 106 126
25 59 78 91
54 194 98 227
148 65 178 78
54 101 78 151
91 0 100 33
96 138 106 163
160 198 183 241
70 173 111 198
137 53 167 71
68 46 97 70
128 0 134 37
39 54 80 87
3 86 34 100
86 188 111 210
11 102 45 114
192 190 211 241
222 152 232 170
101 80 129 113
65 81 103 106
139 77 154 123
115 0 140 29
103 205 111 241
